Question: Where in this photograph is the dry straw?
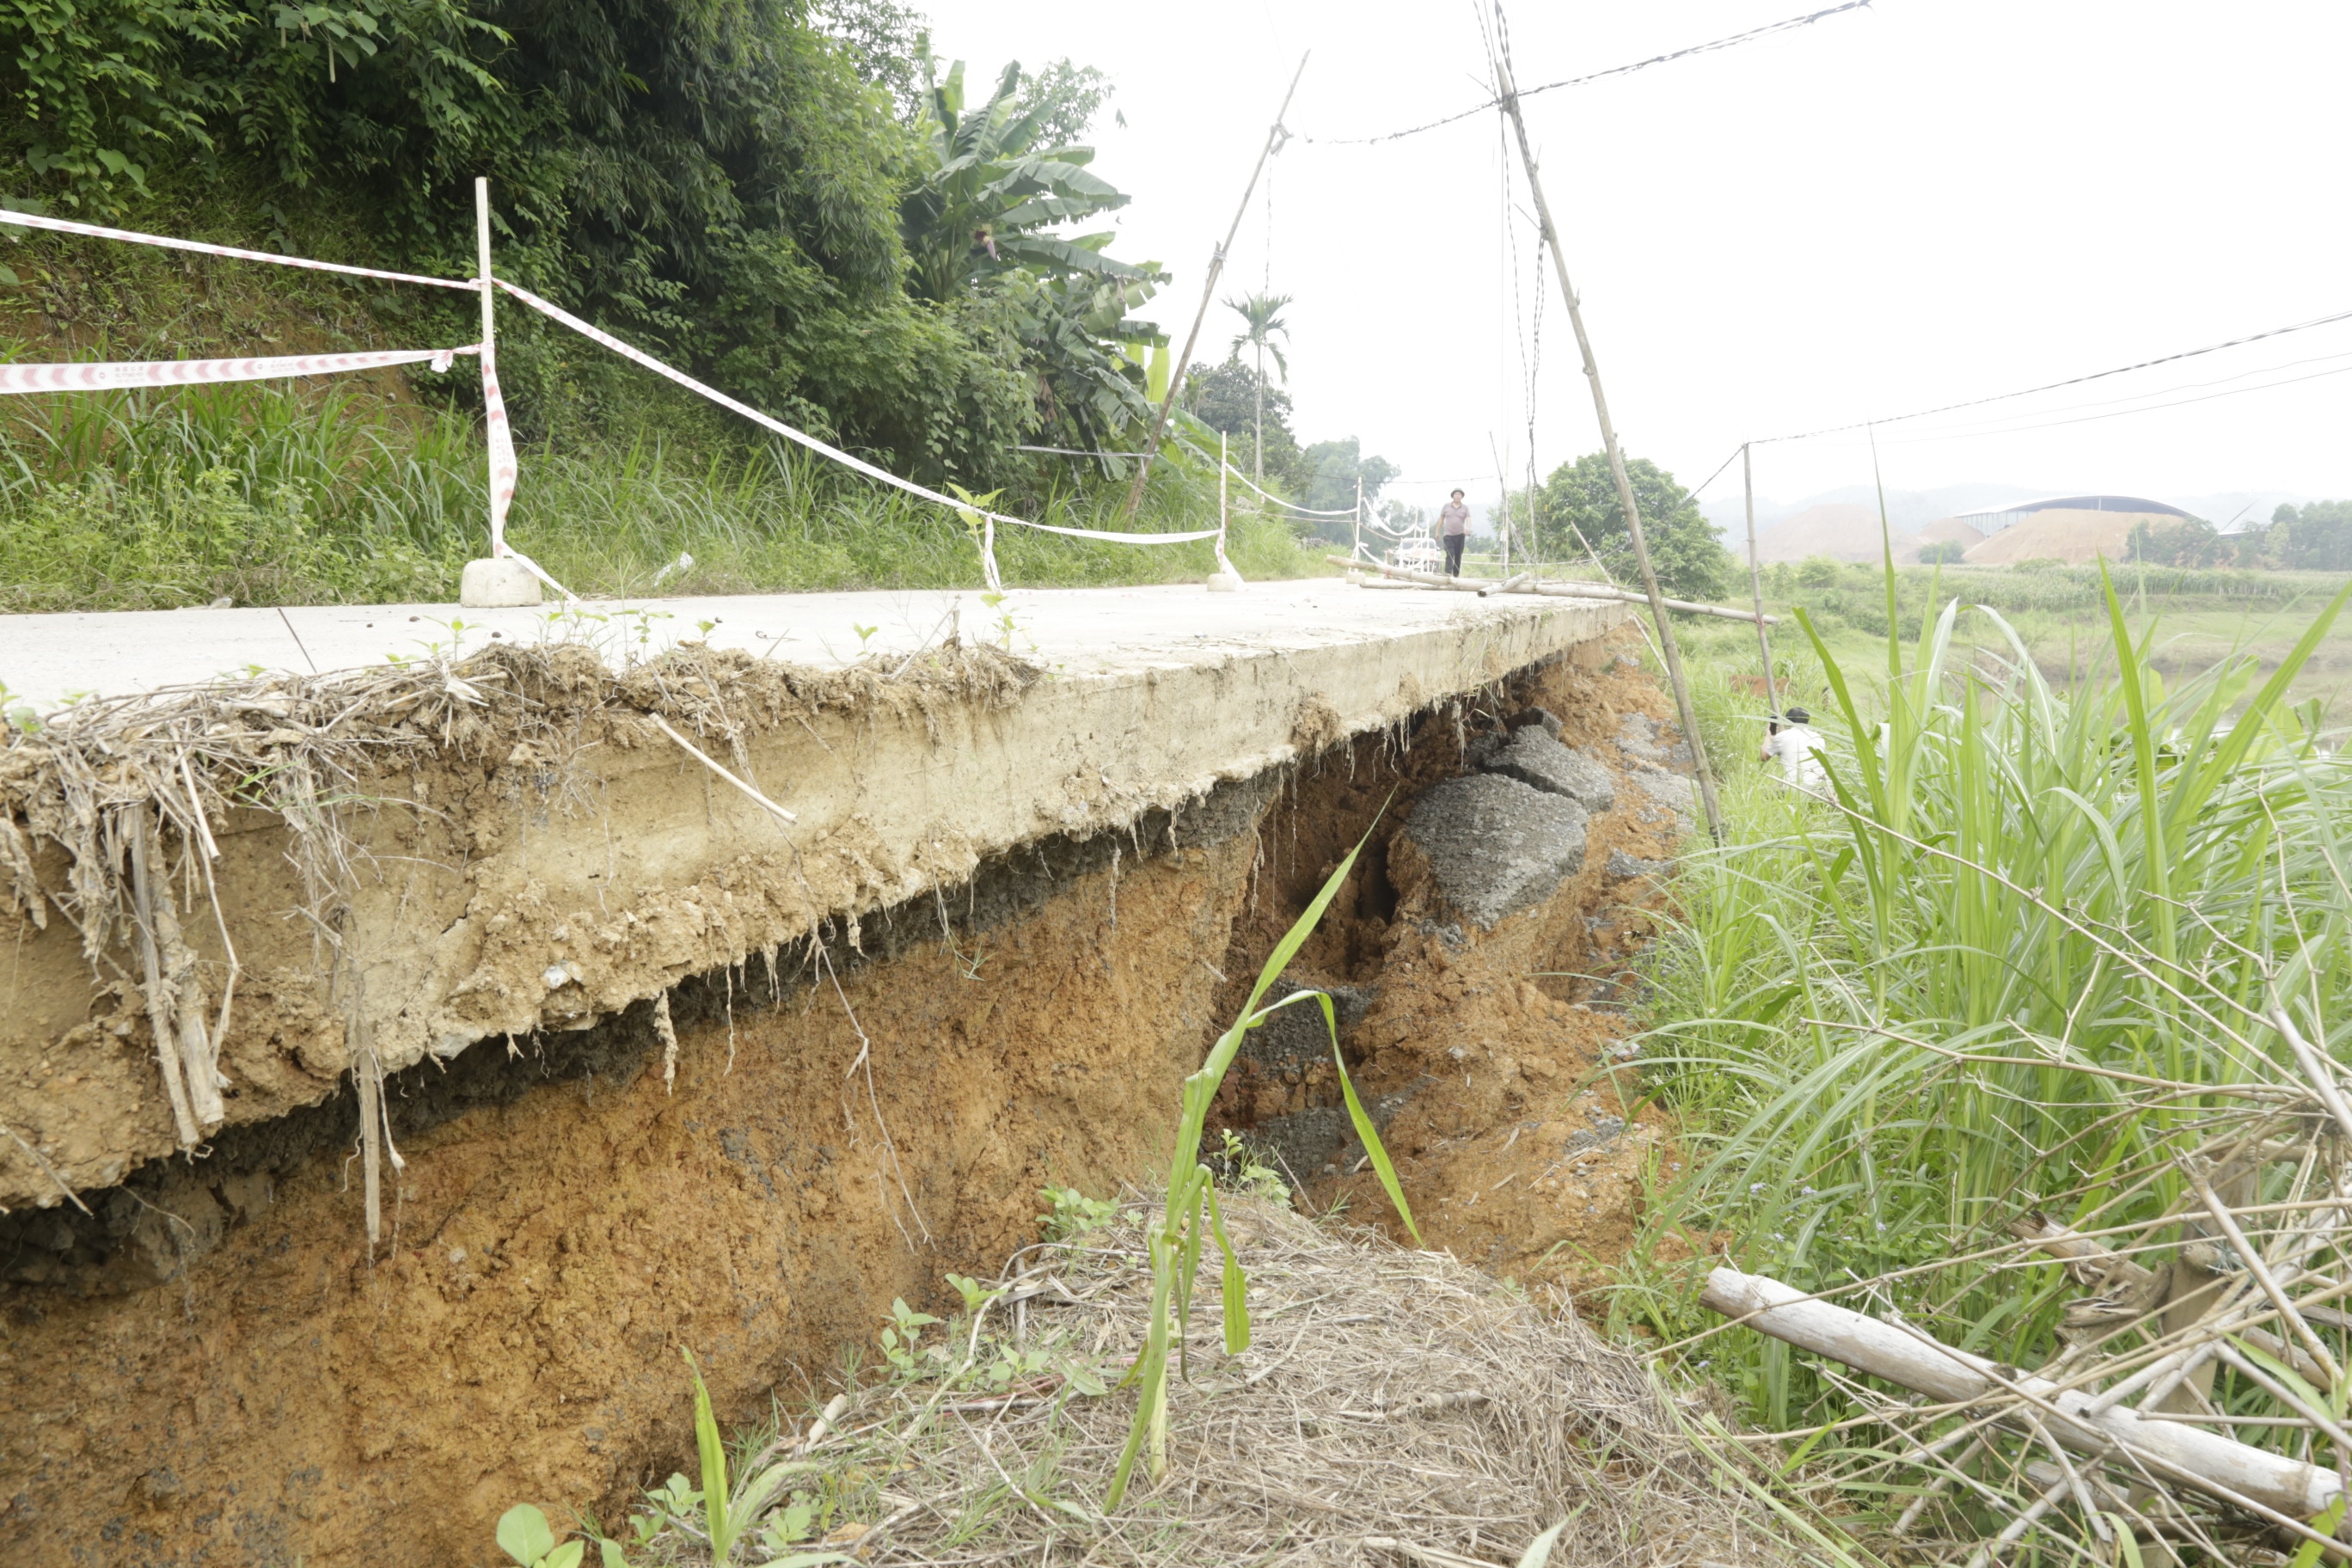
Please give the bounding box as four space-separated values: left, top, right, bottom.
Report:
616 1194 1804 1567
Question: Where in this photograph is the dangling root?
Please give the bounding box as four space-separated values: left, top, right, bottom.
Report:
654 992 679 1093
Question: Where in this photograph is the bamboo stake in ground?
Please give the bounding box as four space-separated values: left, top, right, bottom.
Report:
1492 39 1724 840
1120 55 1308 518
1743 444 1778 723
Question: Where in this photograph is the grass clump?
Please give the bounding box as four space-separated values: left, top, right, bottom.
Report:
1616 565 2352 1549
0 379 1321 611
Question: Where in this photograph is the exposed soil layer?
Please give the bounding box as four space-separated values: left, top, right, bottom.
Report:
0 620 1673 1567
0 785 1269 1567
1209 625 1686 1289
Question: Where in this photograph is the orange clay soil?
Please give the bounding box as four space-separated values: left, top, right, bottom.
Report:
0 827 1258 1568
0 628 1694 1566
1209 625 1686 1289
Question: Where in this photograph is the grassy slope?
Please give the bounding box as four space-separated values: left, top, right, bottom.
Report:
0 223 1322 610
1602 568 2352 1547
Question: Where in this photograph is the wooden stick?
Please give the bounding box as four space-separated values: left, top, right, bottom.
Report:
1120 54 1308 517
1743 444 1779 722
1495 53 1724 841
1700 1265 2343 1522
1327 554 1779 622
126 812 201 1148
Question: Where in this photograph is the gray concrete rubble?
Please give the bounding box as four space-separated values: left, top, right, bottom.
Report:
1402 774 1592 930
1485 726 1616 812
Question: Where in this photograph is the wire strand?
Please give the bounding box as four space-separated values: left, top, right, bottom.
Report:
1756 303 2352 444
1306 0 1874 146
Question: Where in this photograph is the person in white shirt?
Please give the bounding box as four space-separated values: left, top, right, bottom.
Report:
1761 707 1828 793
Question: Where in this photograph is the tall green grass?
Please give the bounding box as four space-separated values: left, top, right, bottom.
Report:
0 381 1314 609
1618 569 2352 1472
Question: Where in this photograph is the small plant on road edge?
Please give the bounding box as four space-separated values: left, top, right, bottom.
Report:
1105 821 1420 1508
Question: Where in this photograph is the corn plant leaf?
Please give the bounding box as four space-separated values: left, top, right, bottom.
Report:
683 1348 734 1561
1326 990 1421 1244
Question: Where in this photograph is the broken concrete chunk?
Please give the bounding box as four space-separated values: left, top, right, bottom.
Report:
1511 706 1564 738
1483 727 1615 812
1632 766 1694 815
1403 774 1589 929
1616 712 1693 769
1606 848 1672 883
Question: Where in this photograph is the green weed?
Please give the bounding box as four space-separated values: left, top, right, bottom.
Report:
1618 561 2352 1517
1104 824 1418 1510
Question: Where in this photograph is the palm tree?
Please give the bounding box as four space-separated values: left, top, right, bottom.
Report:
1224 291 1292 485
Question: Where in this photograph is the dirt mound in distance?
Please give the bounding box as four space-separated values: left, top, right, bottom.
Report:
1963 507 2157 565
1752 503 1917 563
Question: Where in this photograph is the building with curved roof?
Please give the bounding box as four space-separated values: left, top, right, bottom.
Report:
1954 494 2197 534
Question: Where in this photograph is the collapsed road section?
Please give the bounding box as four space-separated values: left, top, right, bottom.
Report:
0 581 1627 1566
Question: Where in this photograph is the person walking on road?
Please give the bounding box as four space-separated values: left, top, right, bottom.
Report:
1439 489 1471 577
1761 706 1828 793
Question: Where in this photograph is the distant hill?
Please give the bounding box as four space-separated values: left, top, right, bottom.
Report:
1750 504 1917 564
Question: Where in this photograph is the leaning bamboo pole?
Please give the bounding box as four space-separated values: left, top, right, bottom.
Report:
1493 40 1724 840
1325 555 1779 624
1119 55 1309 518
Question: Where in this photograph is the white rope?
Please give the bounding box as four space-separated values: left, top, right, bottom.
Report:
493 279 1225 586
0 205 476 291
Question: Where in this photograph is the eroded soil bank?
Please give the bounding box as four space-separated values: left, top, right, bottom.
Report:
1 785 1270 1566
0 627 1683 1566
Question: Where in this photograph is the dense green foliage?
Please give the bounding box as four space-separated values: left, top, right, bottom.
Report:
0 1 1165 482
1535 450 1733 599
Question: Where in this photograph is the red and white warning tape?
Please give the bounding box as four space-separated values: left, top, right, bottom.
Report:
0 343 475 395
493 278 1223 589
0 206 476 291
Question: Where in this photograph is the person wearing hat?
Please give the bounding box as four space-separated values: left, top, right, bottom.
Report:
1438 489 1471 577
1761 707 1828 793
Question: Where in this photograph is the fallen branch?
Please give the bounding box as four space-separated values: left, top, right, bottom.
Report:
1700 1265 2343 1522
1326 555 1778 624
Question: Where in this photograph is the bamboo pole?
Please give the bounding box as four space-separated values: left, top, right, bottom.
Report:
1120 54 1309 518
1702 1266 2344 1524
1493 41 1724 840
1743 443 1779 725
1326 554 1778 622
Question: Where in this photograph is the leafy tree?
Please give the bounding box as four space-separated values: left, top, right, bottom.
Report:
0 0 1041 481
815 0 929 116
1014 59 1115 150
1184 356 1302 493
2126 516 2226 568
1223 291 1290 484
2275 501 2352 571
1296 437 1396 542
1917 540 1968 564
1535 451 1733 600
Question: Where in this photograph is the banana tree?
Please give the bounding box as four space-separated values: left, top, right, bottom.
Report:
999 266 1167 475
902 56 1157 303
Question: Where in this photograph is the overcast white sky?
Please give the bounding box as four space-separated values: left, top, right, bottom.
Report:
916 0 2352 516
